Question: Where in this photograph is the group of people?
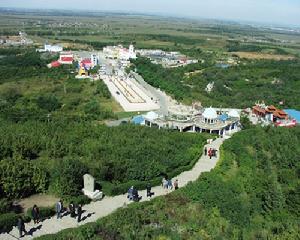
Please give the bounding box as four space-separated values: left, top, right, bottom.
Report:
204 147 218 159
162 178 179 190
16 201 83 238
127 186 141 202
17 205 40 238
55 200 82 223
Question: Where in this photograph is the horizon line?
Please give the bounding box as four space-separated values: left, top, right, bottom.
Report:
0 6 300 29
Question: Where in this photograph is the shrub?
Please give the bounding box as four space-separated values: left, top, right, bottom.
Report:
94 82 111 99
62 195 91 206
26 206 55 220
49 159 88 197
0 213 18 233
84 99 101 115
36 94 61 112
0 198 11 214
0 159 47 198
0 85 22 103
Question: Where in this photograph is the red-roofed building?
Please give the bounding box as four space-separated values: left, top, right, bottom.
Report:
59 52 74 64
252 105 266 118
51 61 61 68
252 103 294 127
265 105 288 122
80 58 93 69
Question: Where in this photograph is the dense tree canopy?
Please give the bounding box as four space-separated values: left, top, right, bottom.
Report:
0 120 206 197
132 57 300 109
37 127 300 240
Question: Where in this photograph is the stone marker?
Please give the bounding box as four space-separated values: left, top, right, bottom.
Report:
83 174 95 193
82 174 103 200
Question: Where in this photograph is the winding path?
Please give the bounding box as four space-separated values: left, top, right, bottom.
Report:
1 137 226 240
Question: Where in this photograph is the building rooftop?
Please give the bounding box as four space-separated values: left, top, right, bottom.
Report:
144 111 159 121
203 107 218 119
228 109 240 118
284 109 300 123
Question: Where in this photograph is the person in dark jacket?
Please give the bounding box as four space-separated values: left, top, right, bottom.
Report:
132 187 139 202
204 147 207 156
69 202 75 218
146 184 152 198
127 186 134 201
56 200 63 219
32 204 40 224
77 204 82 223
17 216 26 238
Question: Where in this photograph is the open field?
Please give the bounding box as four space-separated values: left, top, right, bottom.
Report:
231 51 295 60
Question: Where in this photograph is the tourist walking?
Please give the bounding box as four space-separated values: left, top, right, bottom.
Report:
146 183 152 198
174 179 179 190
56 200 63 219
127 186 134 201
162 177 168 189
77 204 82 223
132 187 140 202
168 179 173 190
32 204 40 224
214 149 218 157
204 147 207 156
17 216 27 238
208 148 212 159
69 201 76 218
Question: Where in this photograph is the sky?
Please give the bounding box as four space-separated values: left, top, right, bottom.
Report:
1 0 300 27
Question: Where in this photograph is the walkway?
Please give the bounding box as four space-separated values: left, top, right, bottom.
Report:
1 137 226 240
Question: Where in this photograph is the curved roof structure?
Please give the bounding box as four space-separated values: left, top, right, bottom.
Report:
144 111 159 121
228 109 240 118
203 107 218 119
132 115 145 125
168 105 197 116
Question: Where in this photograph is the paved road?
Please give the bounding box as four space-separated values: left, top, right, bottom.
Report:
1 137 226 240
131 72 171 115
105 118 131 127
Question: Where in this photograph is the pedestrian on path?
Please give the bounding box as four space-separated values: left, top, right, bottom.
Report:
56 200 63 219
17 216 27 238
174 179 179 190
132 187 140 202
204 147 207 156
208 148 212 159
77 204 82 223
146 183 152 198
69 202 76 218
168 179 173 190
32 204 40 224
162 177 168 189
127 186 134 201
214 149 218 157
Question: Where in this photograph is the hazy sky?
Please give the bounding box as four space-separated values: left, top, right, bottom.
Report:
1 0 300 26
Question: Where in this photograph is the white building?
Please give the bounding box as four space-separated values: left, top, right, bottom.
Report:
59 52 74 64
91 54 99 66
144 106 240 136
44 44 63 53
203 107 218 124
103 45 136 60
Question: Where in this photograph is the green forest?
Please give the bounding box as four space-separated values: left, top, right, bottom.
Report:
0 48 116 122
36 126 300 240
0 120 207 232
0 121 206 197
0 47 208 233
1 12 300 238
132 57 300 109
